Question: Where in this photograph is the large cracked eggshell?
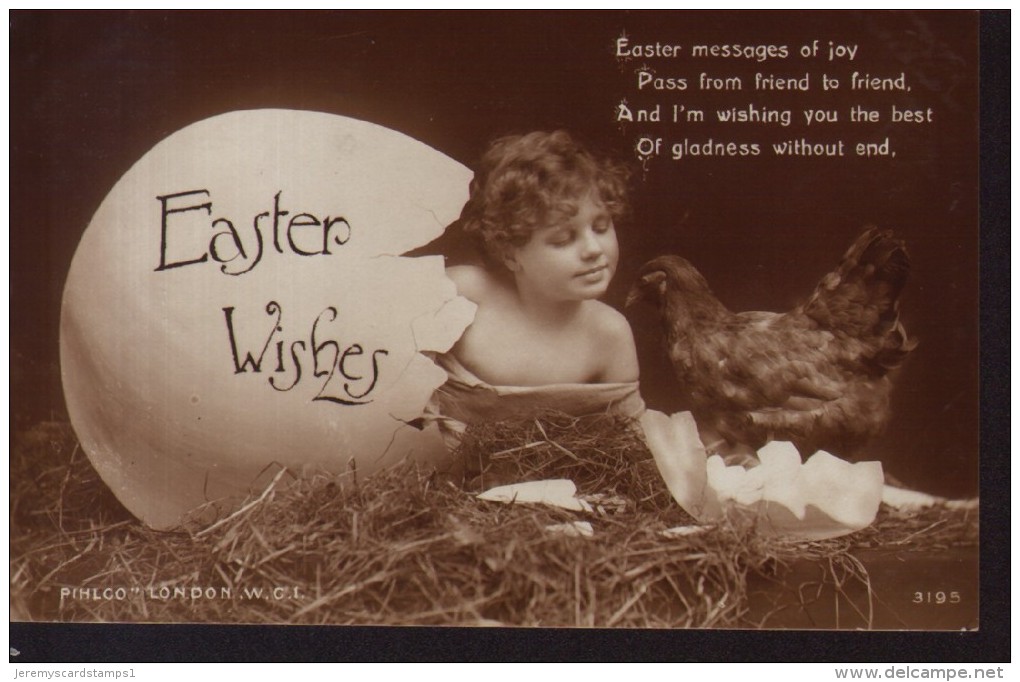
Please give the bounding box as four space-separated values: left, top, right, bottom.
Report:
60 110 475 529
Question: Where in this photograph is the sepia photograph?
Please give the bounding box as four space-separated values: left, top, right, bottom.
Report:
9 9 1002 660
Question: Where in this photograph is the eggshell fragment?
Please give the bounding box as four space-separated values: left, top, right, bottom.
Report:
641 409 885 540
477 479 593 513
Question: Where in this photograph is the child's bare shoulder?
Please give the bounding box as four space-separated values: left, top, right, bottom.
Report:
446 264 500 302
584 301 640 382
585 300 633 339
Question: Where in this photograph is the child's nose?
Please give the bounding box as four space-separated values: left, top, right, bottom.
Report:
579 228 603 257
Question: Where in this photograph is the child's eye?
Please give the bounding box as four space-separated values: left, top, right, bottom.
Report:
593 218 612 234
547 231 574 246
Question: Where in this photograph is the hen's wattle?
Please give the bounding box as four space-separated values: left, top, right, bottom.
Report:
627 227 916 458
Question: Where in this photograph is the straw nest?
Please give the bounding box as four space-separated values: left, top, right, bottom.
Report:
10 416 978 627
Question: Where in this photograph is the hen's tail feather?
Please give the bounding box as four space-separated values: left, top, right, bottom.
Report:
800 226 916 369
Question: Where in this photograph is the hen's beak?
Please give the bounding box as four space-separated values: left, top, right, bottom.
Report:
626 270 668 307
624 285 643 308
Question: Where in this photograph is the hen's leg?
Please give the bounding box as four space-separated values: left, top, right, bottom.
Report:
697 425 759 467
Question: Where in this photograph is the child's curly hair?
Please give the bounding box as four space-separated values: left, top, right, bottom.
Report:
459 131 630 264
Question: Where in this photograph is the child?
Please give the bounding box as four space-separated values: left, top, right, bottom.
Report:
430 131 644 425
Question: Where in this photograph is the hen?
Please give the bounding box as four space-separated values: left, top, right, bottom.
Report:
627 226 916 459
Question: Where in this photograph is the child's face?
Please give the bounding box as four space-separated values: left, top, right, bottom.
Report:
508 194 619 303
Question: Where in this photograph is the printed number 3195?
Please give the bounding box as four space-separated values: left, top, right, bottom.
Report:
913 591 961 604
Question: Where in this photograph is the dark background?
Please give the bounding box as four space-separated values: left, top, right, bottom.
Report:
8 9 1008 663
12 10 980 497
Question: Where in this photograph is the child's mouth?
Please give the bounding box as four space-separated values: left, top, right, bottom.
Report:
575 264 608 281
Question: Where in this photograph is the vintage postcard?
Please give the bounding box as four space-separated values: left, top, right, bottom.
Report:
10 10 986 639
